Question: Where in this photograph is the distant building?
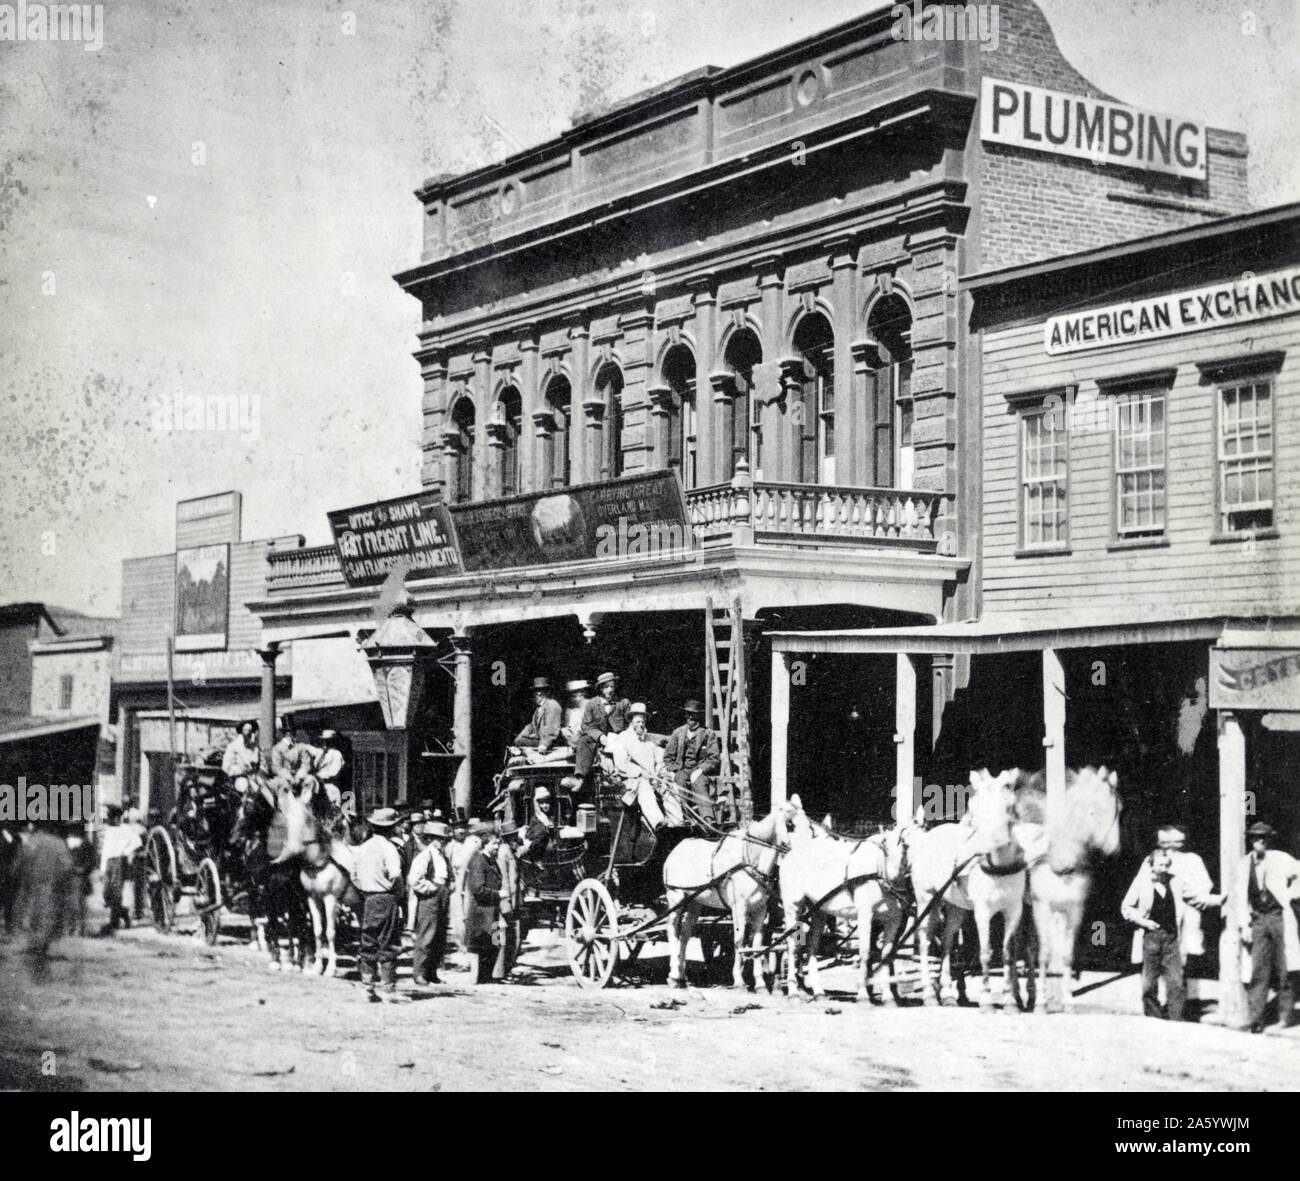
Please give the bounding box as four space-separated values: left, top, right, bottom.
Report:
0 601 116 804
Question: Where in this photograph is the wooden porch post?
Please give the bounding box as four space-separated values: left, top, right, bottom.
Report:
257 644 280 757
450 632 473 817
1217 710 1248 1028
896 653 918 822
770 648 790 808
1043 647 1067 825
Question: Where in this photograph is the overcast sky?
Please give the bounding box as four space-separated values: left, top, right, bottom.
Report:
2 0 1297 616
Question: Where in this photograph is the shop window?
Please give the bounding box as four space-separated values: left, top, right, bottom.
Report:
543 376 572 488
594 363 625 479
59 673 74 711
662 344 698 489
1113 388 1167 539
449 395 476 504
495 386 523 497
1218 378 1274 534
723 329 762 478
352 733 406 812
1019 397 1070 550
793 312 835 484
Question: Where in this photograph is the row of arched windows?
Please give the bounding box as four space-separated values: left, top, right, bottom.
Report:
444 294 914 503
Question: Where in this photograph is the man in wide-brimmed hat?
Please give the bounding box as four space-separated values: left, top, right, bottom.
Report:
353 807 405 1001
494 821 523 979
408 821 452 986
611 703 672 828
573 671 626 790
1233 820 1299 1032
514 676 563 756
664 698 722 825
561 680 590 745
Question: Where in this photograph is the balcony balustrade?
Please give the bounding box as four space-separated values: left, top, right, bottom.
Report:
266 479 949 595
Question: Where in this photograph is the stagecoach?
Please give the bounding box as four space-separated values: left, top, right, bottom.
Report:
490 752 737 988
144 762 257 945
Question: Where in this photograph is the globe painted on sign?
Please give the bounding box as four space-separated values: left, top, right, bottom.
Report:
531 494 587 561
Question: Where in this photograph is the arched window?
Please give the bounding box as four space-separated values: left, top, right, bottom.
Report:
793 313 835 484
495 386 523 497
661 344 698 489
449 395 476 503
543 376 572 488
723 329 762 479
594 363 625 480
866 294 914 488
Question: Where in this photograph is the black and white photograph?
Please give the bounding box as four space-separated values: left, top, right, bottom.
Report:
1 0 1298 1116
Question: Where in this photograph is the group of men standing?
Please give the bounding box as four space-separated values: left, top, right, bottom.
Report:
514 671 723 828
350 808 525 1000
1121 819 1299 1032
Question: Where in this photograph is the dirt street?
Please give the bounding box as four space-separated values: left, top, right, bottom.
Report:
2 910 1296 1092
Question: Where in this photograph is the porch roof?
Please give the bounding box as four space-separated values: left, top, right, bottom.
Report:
764 611 1300 656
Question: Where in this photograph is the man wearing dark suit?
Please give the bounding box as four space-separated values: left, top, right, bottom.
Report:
514 677 563 754
574 671 625 786
663 699 722 824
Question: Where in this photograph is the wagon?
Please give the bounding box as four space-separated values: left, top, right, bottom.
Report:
491 753 736 988
144 763 257 945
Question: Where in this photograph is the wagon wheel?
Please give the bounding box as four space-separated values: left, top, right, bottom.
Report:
565 878 620 989
195 857 223 945
146 827 177 933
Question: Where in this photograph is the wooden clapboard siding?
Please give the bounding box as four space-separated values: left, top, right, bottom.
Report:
118 541 272 661
981 309 1300 617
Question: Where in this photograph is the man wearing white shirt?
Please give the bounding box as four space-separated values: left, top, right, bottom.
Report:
353 808 404 1001
611 704 674 829
221 721 261 793
1234 821 1299 1032
98 806 142 935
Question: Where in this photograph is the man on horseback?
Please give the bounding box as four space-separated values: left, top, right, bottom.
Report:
222 720 262 794
663 699 721 825
270 714 304 780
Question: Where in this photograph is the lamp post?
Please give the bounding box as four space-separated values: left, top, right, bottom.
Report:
361 598 438 731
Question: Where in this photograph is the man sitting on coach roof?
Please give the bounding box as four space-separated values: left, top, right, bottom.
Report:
610 704 678 830
513 677 564 763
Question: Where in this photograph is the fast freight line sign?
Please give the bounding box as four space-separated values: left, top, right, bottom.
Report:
980 77 1207 181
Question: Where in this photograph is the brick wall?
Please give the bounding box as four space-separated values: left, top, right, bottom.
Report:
977 0 1251 270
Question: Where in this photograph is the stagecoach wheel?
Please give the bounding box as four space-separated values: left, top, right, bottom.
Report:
565 879 620 990
146 827 176 933
196 857 223 946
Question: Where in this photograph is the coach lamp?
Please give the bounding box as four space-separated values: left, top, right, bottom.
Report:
361 597 438 731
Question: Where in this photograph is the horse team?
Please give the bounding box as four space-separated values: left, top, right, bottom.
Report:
666 764 1121 1011
230 762 1121 1011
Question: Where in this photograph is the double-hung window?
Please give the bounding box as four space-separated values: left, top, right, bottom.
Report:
1199 352 1283 537
1017 391 1071 551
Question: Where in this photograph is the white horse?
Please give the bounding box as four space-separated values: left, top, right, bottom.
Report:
780 794 908 1002
901 768 1023 1006
964 769 1030 1009
275 784 359 977
663 807 789 991
1013 766 1122 1013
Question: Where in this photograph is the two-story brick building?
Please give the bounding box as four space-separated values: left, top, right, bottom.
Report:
253 0 1252 819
